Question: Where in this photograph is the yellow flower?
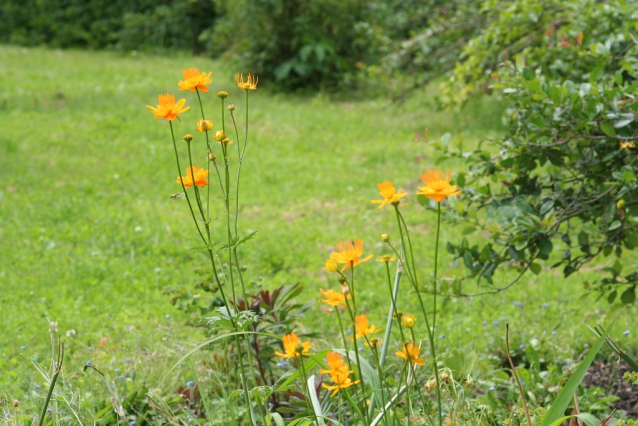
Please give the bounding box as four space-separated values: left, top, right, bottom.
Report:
417 169 461 203
377 254 396 263
176 165 209 190
147 93 189 121
332 239 373 271
319 288 350 307
178 67 212 93
353 314 382 339
396 342 425 365
371 181 408 209
214 130 227 142
235 73 258 90
324 257 339 273
322 370 359 397
320 352 351 376
402 313 416 329
275 332 311 359
620 141 636 149
220 138 233 146
196 119 213 132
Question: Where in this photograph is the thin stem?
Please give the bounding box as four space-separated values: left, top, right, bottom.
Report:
195 88 212 221
335 307 353 369
297 355 319 426
506 324 532 426
343 289 369 424
169 122 206 244
186 141 206 221
433 203 441 330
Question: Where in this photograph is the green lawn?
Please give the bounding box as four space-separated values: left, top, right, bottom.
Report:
0 45 636 409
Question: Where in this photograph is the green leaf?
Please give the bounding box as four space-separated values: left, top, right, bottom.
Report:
530 262 541 275
462 227 477 236
522 67 535 81
621 286 636 304
417 194 428 207
457 173 466 187
270 413 285 426
600 122 617 137
539 322 614 426
608 221 622 231
538 238 553 256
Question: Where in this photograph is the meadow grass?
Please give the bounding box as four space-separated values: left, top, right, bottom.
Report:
0 44 636 406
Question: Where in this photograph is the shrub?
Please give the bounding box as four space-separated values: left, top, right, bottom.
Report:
430 1 638 300
207 0 384 90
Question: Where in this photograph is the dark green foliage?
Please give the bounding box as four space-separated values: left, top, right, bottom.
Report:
208 0 384 90
0 0 215 51
433 1 638 300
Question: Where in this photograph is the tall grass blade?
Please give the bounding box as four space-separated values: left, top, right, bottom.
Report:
539 322 613 426
306 375 326 426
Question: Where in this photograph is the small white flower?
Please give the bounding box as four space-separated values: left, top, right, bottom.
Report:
66 329 76 337
134 226 143 232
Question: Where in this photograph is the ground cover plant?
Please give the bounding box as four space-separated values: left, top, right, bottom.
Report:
0 45 637 425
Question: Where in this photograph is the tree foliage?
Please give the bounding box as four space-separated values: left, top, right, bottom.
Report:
431 0 638 302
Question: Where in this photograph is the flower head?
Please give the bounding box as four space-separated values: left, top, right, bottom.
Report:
324 257 339 273
320 352 351 376
275 332 311 359
396 342 425 365
620 141 636 149
332 239 373 271
377 254 396 263
353 314 382 339
196 119 214 133
402 313 416 329
417 169 461 203
371 181 407 209
178 67 212 93
319 288 350 308
147 93 189 121
176 165 209 190
322 370 359 397
214 130 227 142
235 73 258 90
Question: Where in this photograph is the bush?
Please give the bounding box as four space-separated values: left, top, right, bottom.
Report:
431 0 638 300
207 0 385 90
0 0 215 51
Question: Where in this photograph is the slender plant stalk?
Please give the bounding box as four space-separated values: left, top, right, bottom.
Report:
335 307 353 371
297 355 320 426
342 291 370 424
506 324 532 426
38 340 64 426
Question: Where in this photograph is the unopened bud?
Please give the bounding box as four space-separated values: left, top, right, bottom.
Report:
324 259 338 273
214 130 227 142
227 103 236 111
340 283 350 295
337 275 347 284
402 313 416 329
196 119 213 133
381 233 389 242
617 199 626 209
208 153 217 161
295 344 305 354
217 91 228 99
183 134 193 142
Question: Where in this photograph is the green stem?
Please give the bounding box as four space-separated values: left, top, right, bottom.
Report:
343 288 369 424
195 88 212 222
186 141 206 221
169 122 206 244
297 354 319 426
335 307 353 370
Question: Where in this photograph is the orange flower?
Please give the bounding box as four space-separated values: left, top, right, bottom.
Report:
320 288 350 307
332 239 373 271
322 370 360 397
320 352 351 376
371 181 407 209
147 93 189 121
396 342 425 365
235 73 258 90
176 165 209 190
417 169 461 203
178 67 212 93
275 332 311 359
353 314 381 339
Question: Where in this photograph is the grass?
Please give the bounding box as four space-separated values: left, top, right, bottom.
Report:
0 44 636 416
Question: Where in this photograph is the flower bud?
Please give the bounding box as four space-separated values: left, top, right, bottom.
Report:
617 199 626 209
337 275 347 284
340 283 350 295
196 119 214 133
214 130 227 142
208 153 217 161
294 344 305 355
183 134 193 142
217 91 228 99
325 258 338 273
227 103 236 111
381 233 389 242
402 313 416 328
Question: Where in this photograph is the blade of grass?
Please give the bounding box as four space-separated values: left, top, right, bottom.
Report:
539 321 614 426
307 375 326 426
